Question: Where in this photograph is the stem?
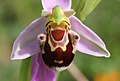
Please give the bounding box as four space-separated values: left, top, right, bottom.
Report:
56 72 60 81
67 63 89 81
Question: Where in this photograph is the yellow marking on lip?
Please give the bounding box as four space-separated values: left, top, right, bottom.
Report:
48 29 69 52
54 60 63 64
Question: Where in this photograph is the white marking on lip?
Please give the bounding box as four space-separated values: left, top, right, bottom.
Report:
50 62 73 71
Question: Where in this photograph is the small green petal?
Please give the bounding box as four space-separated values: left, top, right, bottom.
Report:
64 9 76 17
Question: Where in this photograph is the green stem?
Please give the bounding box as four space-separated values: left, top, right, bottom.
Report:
67 63 89 81
19 57 31 81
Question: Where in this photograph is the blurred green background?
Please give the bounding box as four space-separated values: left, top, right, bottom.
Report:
0 0 120 81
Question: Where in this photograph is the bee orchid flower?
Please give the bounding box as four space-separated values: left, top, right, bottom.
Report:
11 0 110 81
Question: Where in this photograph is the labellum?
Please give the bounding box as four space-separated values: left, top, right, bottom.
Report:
37 6 80 71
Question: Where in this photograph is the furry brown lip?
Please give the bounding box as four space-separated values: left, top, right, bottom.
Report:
51 29 65 41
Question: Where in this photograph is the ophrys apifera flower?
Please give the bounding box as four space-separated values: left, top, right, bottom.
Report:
11 0 110 81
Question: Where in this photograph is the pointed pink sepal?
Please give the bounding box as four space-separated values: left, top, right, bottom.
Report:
31 53 56 81
11 17 46 60
41 0 71 11
70 16 110 58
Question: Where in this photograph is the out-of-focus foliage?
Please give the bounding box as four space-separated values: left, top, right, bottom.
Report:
72 0 102 21
0 0 120 81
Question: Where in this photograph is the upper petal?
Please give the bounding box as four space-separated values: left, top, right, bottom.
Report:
11 17 46 60
31 53 56 81
41 0 71 11
70 16 110 58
